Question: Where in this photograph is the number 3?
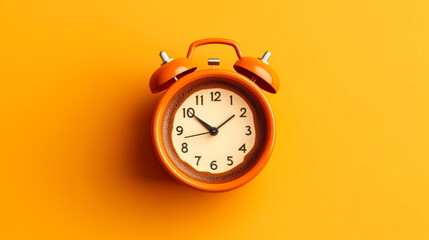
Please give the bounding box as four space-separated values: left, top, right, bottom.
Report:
245 126 252 135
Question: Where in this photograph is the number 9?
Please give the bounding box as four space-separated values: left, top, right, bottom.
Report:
176 126 183 135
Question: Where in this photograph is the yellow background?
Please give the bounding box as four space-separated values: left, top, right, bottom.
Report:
1 0 428 239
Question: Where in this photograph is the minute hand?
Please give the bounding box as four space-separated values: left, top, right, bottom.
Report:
217 115 235 129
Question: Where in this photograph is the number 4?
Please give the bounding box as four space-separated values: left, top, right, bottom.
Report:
238 144 247 153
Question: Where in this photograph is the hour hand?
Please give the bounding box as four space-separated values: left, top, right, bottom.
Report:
192 114 219 136
193 114 214 131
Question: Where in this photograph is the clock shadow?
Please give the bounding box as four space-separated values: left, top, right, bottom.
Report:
100 73 249 222
128 93 175 184
122 77 244 201
126 91 250 196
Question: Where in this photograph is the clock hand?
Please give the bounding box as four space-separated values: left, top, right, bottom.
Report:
184 115 234 138
193 114 215 131
217 114 235 129
192 114 219 136
184 131 210 138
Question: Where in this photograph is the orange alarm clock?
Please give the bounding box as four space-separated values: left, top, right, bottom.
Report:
150 38 278 191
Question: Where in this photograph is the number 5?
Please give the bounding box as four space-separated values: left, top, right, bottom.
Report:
227 156 233 166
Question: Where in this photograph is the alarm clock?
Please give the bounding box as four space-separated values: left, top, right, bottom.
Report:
150 38 278 191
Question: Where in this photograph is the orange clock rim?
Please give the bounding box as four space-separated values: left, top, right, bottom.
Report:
152 69 276 192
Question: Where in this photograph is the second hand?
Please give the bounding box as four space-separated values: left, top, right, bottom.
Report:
184 131 210 138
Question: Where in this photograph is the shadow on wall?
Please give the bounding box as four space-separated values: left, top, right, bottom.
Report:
84 66 248 222
124 79 244 192
128 90 175 184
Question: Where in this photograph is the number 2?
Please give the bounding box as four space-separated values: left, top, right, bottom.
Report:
240 108 247 117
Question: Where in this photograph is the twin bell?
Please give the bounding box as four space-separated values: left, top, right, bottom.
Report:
149 38 279 94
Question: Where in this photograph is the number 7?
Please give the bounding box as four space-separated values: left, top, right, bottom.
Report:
195 156 201 166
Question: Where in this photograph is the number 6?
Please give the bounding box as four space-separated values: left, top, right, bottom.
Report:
210 160 218 170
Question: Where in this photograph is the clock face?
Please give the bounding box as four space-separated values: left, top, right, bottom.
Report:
171 88 256 174
157 76 271 184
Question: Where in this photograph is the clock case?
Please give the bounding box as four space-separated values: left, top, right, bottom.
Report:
149 38 279 191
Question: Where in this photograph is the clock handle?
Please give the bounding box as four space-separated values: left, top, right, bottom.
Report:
186 38 243 60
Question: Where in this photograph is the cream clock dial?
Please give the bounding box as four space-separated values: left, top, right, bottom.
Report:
171 88 256 174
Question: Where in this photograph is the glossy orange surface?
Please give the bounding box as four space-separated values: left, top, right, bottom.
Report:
152 69 275 191
149 57 196 93
234 56 280 93
187 38 244 59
